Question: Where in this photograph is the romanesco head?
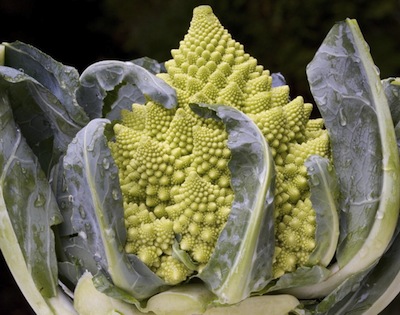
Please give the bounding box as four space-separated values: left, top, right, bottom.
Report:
109 97 233 285
109 5 332 285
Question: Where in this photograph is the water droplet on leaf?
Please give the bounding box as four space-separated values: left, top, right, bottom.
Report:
93 252 102 262
339 107 347 126
375 81 382 93
374 65 380 76
86 144 95 152
34 193 46 207
375 210 384 220
310 174 320 186
78 206 86 219
102 157 110 170
78 230 87 240
112 189 120 200
105 228 115 240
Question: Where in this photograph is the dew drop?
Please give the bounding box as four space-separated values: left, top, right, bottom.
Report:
310 174 320 186
34 193 46 207
78 230 87 240
105 228 115 239
374 65 380 77
112 189 120 200
359 247 367 258
78 206 86 219
375 81 382 94
68 195 74 203
342 202 349 213
64 163 72 171
344 159 352 168
365 42 371 53
339 107 347 126
61 178 68 192
102 157 110 170
59 80 67 90
86 143 95 152
375 210 384 220
93 252 102 262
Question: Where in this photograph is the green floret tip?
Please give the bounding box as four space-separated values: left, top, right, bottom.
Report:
108 4 333 285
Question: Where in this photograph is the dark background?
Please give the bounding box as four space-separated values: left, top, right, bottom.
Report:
1 0 400 314
1 0 400 102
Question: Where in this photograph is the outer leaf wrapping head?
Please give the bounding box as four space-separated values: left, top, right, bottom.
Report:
285 18 400 300
194 104 275 304
160 5 332 279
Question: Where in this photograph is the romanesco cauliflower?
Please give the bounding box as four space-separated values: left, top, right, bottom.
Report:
108 5 331 284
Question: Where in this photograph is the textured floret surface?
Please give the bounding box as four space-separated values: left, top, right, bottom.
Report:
108 5 331 284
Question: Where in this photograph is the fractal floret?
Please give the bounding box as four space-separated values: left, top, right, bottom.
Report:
108 4 331 284
109 100 234 284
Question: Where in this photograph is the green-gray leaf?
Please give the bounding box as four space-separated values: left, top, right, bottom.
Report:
0 66 85 173
2 41 89 127
264 155 339 294
0 91 62 298
383 77 400 127
192 103 275 304
265 266 331 294
60 118 166 300
306 155 339 266
328 227 400 315
308 20 384 266
131 57 166 75
77 60 177 120
290 18 400 299
383 77 400 152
